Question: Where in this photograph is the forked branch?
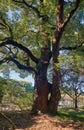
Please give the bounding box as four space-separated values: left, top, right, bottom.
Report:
0 56 36 73
62 0 80 29
0 39 39 63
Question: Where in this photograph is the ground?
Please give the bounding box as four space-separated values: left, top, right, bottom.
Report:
0 108 84 130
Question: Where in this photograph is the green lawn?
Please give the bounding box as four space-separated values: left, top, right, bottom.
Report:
56 107 84 122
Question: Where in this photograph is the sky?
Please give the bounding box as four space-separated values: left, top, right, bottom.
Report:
0 70 34 86
0 10 34 86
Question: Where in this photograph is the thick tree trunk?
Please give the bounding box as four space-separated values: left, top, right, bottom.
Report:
47 0 64 113
32 0 80 114
48 37 61 113
48 70 61 113
32 64 48 113
32 40 51 113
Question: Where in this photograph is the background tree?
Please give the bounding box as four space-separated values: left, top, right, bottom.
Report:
0 0 83 113
0 77 33 110
59 49 84 109
61 71 84 109
0 77 7 103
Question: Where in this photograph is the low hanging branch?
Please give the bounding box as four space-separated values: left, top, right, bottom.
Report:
10 57 37 73
0 56 36 73
0 39 39 63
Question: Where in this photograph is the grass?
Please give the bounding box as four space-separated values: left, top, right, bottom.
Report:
56 107 84 121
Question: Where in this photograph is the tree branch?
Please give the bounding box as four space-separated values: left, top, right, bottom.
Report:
60 67 74 78
59 42 84 50
62 88 73 99
57 0 64 26
0 56 36 73
10 57 37 73
12 0 49 21
23 0 41 18
62 0 80 29
0 39 39 63
4 45 18 57
0 14 13 38
77 91 84 97
12 0 41 18
0 57 10 65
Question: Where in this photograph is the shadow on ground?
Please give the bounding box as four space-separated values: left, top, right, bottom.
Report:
0 110 35 130
54 108 84 130
0 108 84 130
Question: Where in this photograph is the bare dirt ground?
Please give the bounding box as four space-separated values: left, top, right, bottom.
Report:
0 110 84 130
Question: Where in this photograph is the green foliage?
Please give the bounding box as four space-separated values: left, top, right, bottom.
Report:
0 77 7 103
57 108 84 122
0 0 84 74
0 77 33 110
15 92 33 110
0 1 84 112
56 50 84 72
0 88 4 103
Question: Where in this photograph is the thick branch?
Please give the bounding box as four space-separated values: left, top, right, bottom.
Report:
10 58 37 73
0 56 36 73
57 0 64 26
56 0 80 42
62 0 80 29
0 57 9 65
0 39 39 63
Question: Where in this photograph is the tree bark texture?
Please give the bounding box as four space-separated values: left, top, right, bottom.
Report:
0 0 81 114
32 0 80 113
32 40 51 113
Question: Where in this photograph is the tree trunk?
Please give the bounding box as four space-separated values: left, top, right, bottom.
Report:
48 69 61 113
32 40 51 113
47 0 64 113
32 0 80 113
32 64 48 113
48 37 61 113
74 93 78 110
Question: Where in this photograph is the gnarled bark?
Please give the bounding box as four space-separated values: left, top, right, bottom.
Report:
32 40 51 113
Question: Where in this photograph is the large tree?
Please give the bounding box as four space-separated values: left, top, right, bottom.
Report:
0 0 83 113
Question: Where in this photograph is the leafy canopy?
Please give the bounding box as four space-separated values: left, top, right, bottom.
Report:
0 0 84 76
